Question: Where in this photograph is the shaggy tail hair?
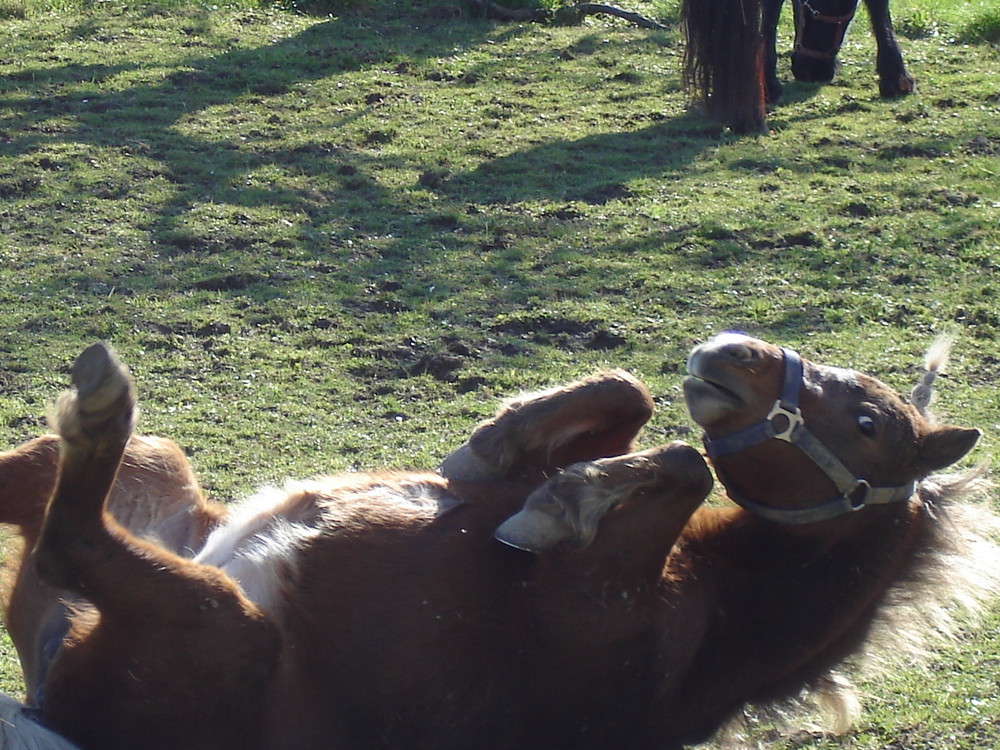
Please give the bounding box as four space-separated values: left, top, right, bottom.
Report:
681 0 767 133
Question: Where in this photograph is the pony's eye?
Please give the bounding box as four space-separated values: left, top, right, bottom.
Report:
857 415 877 438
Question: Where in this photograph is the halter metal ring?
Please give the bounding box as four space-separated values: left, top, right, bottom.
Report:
766 401 804 442
846 478 871 509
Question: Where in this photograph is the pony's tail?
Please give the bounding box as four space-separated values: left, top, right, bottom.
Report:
681 0 767 133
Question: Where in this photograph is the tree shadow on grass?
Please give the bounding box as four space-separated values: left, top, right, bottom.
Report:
0 7 725 303
438 111 720 206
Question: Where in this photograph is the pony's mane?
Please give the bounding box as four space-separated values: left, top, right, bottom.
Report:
872 469 1000 651
718 469 1000 747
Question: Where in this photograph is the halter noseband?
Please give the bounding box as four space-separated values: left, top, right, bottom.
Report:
793 0 857 60
702 347 915 525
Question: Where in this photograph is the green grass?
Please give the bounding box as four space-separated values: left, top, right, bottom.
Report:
0 0 998 745
891 0 1000 41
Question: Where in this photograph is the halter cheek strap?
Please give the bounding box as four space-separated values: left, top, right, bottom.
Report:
703 348 915 525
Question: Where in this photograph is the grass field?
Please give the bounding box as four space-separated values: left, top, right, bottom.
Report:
0 0 998 745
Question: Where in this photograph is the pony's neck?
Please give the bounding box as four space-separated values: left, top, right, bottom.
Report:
656 497 925 743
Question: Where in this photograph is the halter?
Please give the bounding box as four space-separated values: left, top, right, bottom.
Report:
793 0 858 60
702 347 915 525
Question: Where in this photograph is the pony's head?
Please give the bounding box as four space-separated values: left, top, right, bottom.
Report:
791 0 859 84
683 333 980 525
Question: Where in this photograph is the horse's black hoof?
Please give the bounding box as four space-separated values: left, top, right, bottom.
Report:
765 80 784 106
879 73 916 98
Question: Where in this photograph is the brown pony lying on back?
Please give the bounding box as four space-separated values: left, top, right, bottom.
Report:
0 335 997 749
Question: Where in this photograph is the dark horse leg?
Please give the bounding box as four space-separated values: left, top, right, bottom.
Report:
762 0 787 104
865 0 914 96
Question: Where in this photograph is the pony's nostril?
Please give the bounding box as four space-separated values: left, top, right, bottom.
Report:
720 343 754 361
687 333 760 376
710 333 756 362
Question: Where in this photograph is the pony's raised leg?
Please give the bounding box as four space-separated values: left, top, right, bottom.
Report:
34 344 277 750
34 344 139 590
865 0 914 96
496 442 711 580
440 369 654 483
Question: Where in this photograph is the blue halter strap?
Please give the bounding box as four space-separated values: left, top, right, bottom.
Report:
702 348 915 525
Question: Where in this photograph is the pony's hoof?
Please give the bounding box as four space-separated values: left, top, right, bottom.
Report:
495 443 710 552
55 343 136 450
71 343 132 416
880 73 915 98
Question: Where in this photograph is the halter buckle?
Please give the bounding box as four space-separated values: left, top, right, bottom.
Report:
766 401 804 442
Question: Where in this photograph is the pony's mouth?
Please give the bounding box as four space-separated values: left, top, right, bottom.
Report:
684 348 745 405
682 375 743 407
682 353 747 426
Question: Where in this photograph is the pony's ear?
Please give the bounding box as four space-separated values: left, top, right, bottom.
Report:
917 426 981 474
440 370 654 482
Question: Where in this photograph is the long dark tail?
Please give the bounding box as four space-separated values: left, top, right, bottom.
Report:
682 0 767 133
